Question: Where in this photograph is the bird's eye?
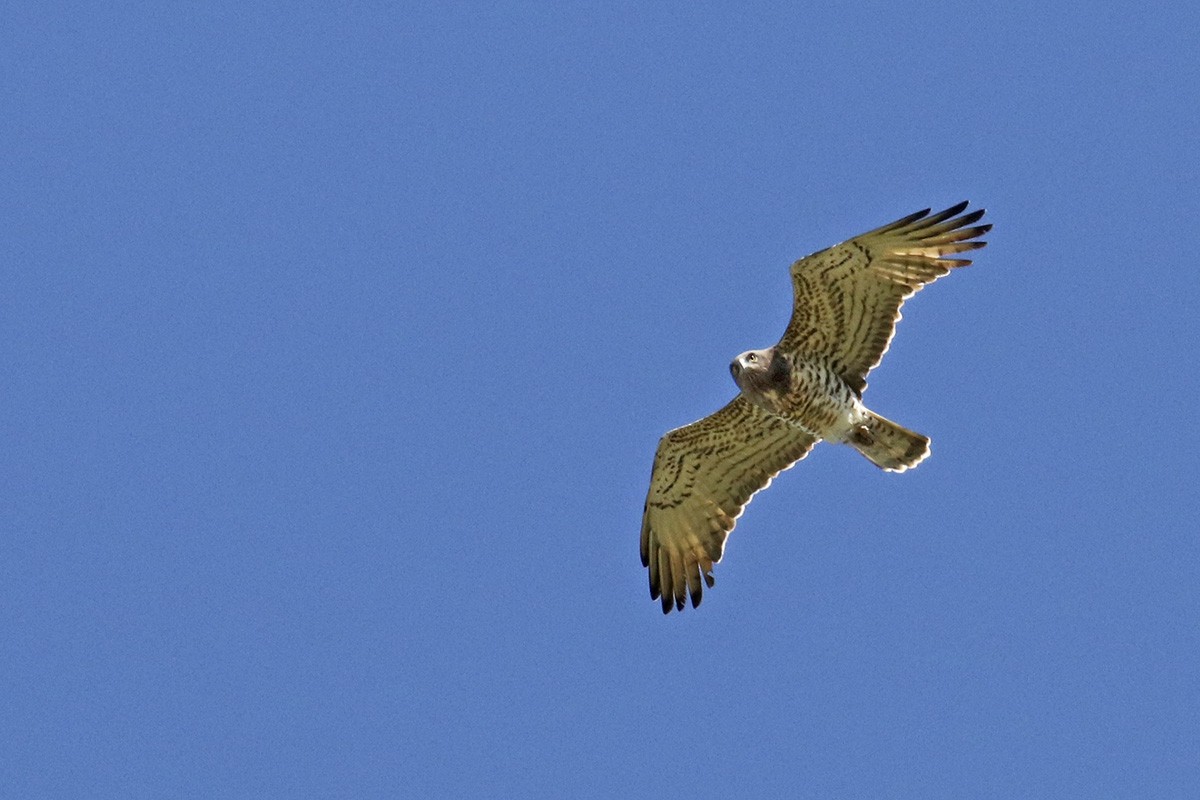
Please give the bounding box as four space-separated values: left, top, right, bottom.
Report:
746 353 757 362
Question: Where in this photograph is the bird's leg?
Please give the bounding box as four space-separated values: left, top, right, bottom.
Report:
848 425 874 447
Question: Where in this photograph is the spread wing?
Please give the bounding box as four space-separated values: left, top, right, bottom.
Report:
640 396 818 614
778 202 989 394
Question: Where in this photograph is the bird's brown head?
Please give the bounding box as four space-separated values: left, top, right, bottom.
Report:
730 347 790 396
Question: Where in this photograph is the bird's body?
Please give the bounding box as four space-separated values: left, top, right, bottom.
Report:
732 348 929 471
640 202 989 613
734 349 864 440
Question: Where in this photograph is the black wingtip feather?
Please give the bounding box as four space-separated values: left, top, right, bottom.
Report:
954 208 985 227
687 569 703 608
905 208 932 225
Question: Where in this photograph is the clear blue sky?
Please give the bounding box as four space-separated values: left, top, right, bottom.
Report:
4 3 1198 798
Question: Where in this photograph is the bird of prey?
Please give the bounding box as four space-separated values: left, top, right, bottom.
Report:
640 202 989 614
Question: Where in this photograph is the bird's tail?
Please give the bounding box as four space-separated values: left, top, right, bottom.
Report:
848 411 930 472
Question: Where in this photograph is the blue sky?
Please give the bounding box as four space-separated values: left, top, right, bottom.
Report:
4 3 1199 797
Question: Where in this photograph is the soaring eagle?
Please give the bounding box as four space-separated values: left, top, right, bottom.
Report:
640 202 989 613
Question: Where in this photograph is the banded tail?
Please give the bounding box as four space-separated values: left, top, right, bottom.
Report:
849 411 930 472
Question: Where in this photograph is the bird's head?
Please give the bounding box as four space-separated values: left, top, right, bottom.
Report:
730 347 790 395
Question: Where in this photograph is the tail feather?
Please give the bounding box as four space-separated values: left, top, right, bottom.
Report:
849 412 930 472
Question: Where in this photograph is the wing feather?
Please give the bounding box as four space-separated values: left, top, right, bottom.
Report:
779 202 989 394
640 396 817 613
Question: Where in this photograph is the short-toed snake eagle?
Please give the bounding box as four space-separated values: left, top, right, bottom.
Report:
640 202 989 613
